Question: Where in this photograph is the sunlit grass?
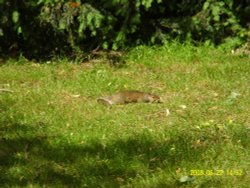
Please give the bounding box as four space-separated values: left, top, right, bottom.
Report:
0 43 250 187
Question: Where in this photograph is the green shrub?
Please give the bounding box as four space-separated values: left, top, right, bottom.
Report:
0 0 249 59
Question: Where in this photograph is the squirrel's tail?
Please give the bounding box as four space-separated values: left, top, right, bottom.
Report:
97 98 113 106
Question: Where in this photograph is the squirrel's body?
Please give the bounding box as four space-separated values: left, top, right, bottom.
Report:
97 90 162 106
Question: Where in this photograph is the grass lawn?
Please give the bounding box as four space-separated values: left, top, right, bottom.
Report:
0 43 250 187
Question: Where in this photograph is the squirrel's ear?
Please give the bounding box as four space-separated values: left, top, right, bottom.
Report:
97 98 112 106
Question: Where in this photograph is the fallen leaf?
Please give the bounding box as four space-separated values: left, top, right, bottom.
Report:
179 175 195 183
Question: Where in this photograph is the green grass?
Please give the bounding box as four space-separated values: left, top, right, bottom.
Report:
0 43 250 187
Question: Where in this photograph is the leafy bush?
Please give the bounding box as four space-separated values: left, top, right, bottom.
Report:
0 0 69 59
192 0 245 44
0 0 249 59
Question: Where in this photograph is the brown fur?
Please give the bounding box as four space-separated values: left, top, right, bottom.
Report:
97 90 162 106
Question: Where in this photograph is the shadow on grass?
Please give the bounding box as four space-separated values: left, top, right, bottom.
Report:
2 117 248 187
0 118 208 187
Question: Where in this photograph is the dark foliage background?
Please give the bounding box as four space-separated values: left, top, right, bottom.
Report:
0 0 249 59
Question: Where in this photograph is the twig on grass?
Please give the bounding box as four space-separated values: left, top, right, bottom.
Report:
0 88 14 93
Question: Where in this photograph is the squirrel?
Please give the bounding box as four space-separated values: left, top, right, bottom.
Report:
97 90 162 106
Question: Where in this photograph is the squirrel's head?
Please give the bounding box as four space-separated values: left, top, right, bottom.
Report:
147 94 163 103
